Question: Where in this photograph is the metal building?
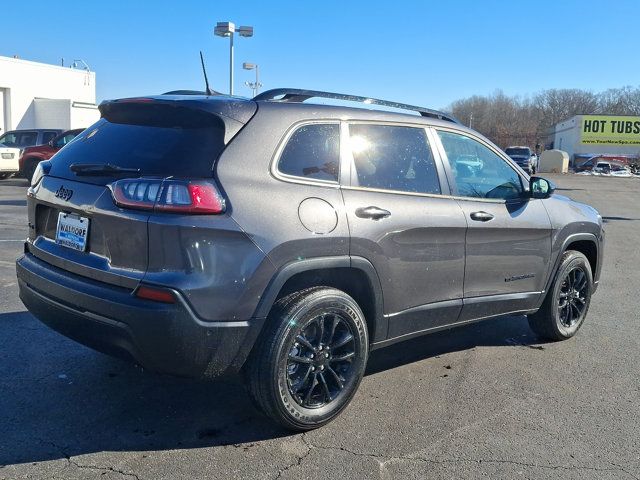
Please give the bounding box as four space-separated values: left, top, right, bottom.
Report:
0 56 100 134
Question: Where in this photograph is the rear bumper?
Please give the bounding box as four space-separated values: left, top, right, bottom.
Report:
16 252 264 378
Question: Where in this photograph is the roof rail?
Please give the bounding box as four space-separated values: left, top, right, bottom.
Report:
253 88 460 124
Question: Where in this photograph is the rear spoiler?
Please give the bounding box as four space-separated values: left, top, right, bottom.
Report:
100 95 257 125
99 96 258 143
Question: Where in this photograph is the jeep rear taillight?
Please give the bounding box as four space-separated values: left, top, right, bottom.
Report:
110 178 225 214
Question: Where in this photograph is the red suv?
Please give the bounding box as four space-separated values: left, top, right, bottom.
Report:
19 129 84 179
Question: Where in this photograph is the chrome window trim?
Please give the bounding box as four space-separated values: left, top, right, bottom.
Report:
340 185 507 203
270 120 342 189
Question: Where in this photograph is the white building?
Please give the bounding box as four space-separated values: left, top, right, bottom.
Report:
0 56 100 134
553 114 640 163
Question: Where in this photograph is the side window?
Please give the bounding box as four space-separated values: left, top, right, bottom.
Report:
277 124 340 182
42 132 58 144
0 133 17 146
348 124 441 195
437 130 523 200
17 131 38 146
55 133 76 148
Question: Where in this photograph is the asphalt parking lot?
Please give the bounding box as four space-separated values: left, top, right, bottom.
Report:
1 174 639 480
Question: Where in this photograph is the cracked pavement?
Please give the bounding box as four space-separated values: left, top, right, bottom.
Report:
1 174 639 479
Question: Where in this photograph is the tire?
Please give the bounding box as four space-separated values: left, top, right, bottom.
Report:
0 173 9 180
22 159 38 182
528 250 593 341
245 286 369 431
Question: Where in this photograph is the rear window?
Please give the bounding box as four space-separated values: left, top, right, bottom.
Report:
48 103 226 182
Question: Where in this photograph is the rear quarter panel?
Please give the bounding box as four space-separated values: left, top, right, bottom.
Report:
215 103 350 269
143 213 276 322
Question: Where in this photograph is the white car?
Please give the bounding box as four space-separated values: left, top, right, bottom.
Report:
0 145 21 179
593 161 632 177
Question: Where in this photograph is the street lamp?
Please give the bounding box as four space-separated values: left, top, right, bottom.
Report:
243 62 263 97
214 21 254 96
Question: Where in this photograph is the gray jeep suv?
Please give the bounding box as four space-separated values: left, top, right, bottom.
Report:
16 89 604 430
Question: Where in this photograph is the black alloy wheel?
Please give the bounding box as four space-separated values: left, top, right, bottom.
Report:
286 312 356 409
557 266 589 328
246 287 368 431
528 250 593 340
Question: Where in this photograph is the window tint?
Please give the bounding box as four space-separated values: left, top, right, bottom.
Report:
48 116 227 184
18 132 38 146
55 132 78 148
0 131 37 147
42 132 58 144
437 131 523 200
505 147 530 156
277 124 340 182
349 124 440 195
0 132 17 146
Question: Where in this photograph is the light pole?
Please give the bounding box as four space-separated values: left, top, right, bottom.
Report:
243 62 263 97
214 22 254 96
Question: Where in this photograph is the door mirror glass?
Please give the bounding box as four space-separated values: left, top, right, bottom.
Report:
530 176 555 199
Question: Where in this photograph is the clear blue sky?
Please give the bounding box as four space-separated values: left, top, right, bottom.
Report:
3 0 639 109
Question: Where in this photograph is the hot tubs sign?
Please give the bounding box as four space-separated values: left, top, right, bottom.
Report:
581 115 640 145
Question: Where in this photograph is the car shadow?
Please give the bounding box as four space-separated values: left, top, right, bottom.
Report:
366 314 546 375
0 310 546 467
602 216 637 223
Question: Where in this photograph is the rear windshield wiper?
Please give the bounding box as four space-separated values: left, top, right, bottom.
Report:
70 163 142 176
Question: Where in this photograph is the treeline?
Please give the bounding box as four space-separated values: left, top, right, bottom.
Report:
446 86 640 149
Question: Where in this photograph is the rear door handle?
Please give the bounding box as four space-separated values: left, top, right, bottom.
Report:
355 206 391 220
470 211 494 222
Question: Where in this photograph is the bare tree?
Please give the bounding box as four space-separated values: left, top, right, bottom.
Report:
446 85 640 150
448 90 541 149
597 86 640 115
533 89 598 130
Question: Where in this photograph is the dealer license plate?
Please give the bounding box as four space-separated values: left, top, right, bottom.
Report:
55 213 89 252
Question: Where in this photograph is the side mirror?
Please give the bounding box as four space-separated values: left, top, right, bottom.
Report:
530 176 555 199
47 139 55 147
